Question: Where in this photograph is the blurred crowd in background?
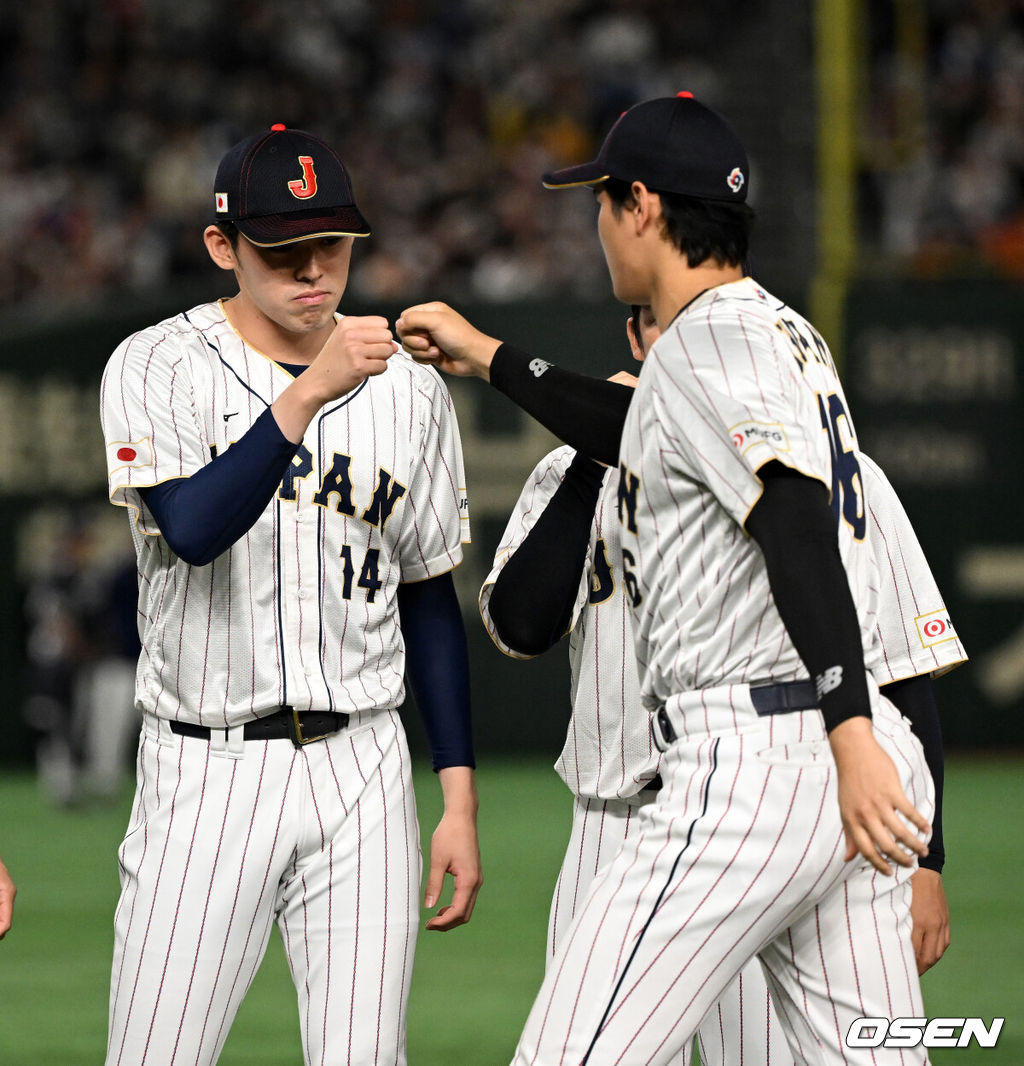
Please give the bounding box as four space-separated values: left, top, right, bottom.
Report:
1 0 1021 318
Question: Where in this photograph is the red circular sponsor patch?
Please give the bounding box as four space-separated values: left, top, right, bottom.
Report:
117 447 137 462
923 619 947 638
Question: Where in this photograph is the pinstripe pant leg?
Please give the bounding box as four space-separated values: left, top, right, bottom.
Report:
278 711 420 1066
696 960 795 1066
547 794 695 1066
106 720 292 1066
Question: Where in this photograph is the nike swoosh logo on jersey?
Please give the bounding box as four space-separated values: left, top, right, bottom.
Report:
223 412 239 422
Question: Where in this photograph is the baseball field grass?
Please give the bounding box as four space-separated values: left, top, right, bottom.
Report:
0 753 1020 1065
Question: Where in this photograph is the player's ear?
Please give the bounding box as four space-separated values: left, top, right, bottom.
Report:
630 182 658 235
203 225 239 271
626 316 643 361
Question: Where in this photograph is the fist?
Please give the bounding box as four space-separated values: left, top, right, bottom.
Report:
313 315 398 398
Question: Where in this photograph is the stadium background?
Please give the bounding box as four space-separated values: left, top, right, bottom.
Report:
0 0 1021 1062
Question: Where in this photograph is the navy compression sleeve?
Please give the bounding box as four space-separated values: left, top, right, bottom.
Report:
138 407 300 566
882 674 946 871
489 344 631 466
487 452 607 655
398 573 475 771
745 463 872 732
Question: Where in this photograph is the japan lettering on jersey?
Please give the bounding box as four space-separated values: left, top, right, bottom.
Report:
617 278 880 715
479 447 657 800
101 301 470 728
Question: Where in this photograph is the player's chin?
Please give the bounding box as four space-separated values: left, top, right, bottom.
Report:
289 303 339 331
608 275 648 308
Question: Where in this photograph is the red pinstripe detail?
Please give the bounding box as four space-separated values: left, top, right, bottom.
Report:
602 751 840 1060
108 733 157 1050
113 737 190 1065
390 720 416 1062
171 757 240 1058
200 743 283 1055
372 733 389 1063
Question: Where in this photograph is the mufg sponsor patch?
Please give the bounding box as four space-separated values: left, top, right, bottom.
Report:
915 609 957 649
730 421 790 455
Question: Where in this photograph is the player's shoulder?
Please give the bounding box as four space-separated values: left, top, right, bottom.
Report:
107 301 225 370
388 346 461 408
530 444 577 482
701 278 787 326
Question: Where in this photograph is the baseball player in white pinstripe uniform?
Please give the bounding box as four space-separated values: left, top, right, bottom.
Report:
100 124 481 1066
398 95 944 1063
478 306 964 1065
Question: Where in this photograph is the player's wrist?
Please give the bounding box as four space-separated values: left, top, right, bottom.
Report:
463 334 500 380
437 765 479 816
826 714 875 758
272 369 351 441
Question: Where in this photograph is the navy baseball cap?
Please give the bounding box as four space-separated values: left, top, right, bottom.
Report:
213 124 370 246
542 93 749 203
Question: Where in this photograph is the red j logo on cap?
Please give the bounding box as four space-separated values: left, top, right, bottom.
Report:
288 156 319 200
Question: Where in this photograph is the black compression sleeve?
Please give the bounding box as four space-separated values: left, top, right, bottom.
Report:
882 674 946 871
489 344 632 466
398 573 475 771
139 407 300 565
487 452 607 656
745 464 872 732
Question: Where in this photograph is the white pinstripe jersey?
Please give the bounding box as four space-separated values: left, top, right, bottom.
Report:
479 447 657 801
862 452 966 682
482 441 965 803
617 278 946 719
101 300 470 728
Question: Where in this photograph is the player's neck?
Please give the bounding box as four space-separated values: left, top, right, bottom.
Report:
221 295 335 365
650 261 744 331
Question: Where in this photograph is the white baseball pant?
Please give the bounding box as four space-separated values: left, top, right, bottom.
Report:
548 793 794 1065
514 691 932 1066
106 708 420 1066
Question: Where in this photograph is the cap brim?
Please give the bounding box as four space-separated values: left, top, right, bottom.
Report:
235 205 371 247
541 161 610 190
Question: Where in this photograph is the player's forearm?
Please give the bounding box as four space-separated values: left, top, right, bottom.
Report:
882 674 946 870
398 573 475 770
139 407 299 565
0 857 15 939
488 345 632 467
746 464 872 732
488 453 606 655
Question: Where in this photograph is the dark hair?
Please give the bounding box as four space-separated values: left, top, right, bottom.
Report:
216 220 240 248
604 178 754 269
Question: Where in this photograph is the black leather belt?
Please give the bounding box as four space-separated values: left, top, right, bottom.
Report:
750 679 818 717
654 680 818 749
169 706 349 748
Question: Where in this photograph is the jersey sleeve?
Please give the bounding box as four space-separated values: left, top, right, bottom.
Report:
396 364 470 583
861 454 968 683
478 446 590 659
645 306 830 530
100 326 210 535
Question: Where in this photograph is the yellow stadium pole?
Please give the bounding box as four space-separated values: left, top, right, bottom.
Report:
811 0 860 368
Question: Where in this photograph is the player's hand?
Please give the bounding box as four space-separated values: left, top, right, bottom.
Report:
608 371 639 388
395 302 501 380
310 314 398 398
828 716 930 876
909 867 950 974
272 316 397 442
0 857 16 940
424 766 482 931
